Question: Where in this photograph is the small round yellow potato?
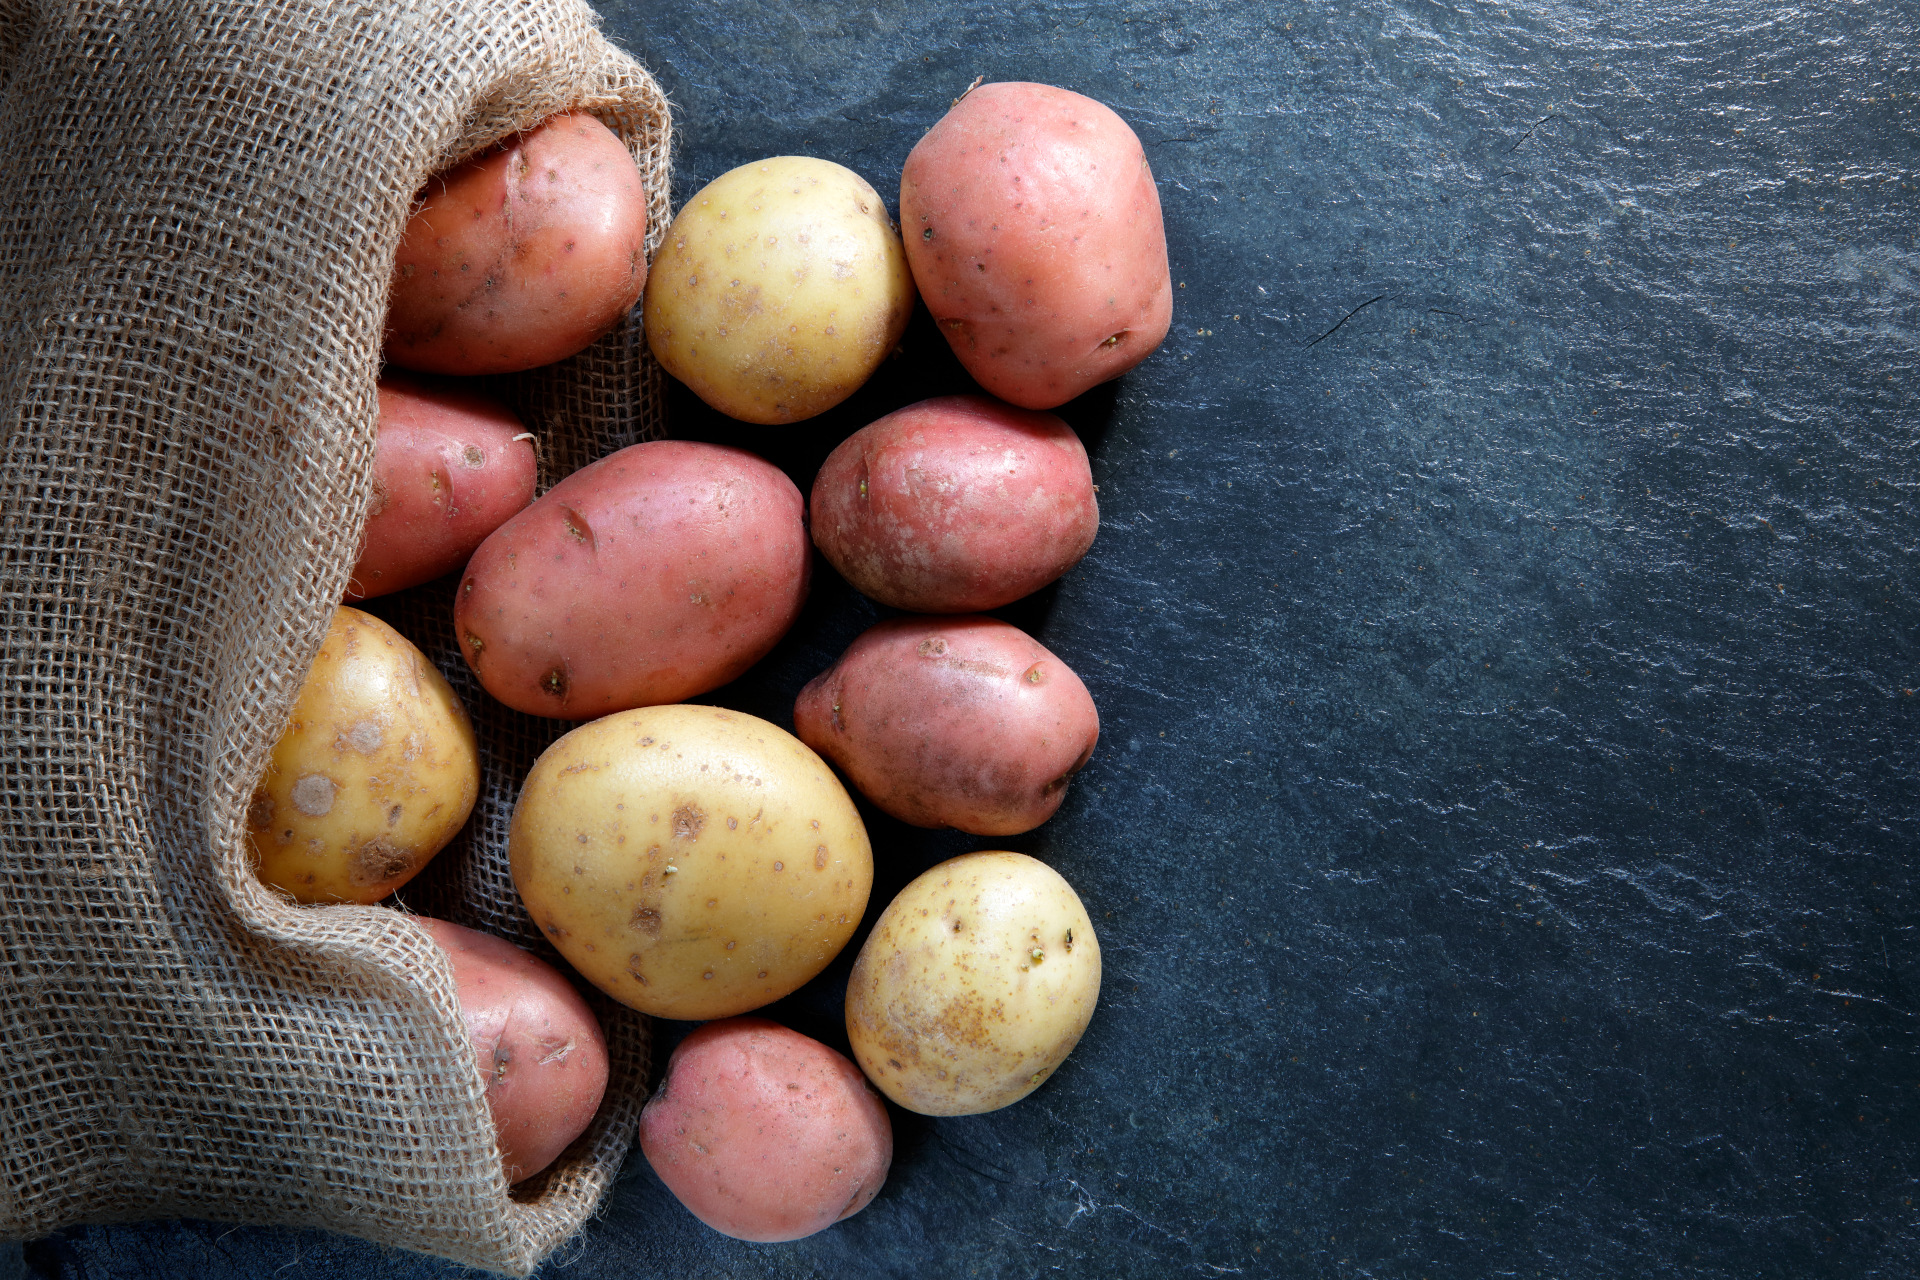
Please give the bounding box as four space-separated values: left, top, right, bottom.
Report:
248 607 479 904
643 156 916 424
845 851 1099 1115
510 704 872 1021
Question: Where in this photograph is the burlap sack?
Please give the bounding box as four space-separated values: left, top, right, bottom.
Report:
0 1 672 1273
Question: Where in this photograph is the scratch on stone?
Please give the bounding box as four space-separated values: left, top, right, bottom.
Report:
1306 295 1387 347
937 1132 1023 1186
1508 112 1565 153
1062 1177 1219 1264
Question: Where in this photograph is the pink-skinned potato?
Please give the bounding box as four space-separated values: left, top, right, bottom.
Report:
385 112 649 376
794 616 1099 835
901 82 1172 409
346 374 536 601
639 1017 891 1242
455 440 809 719
418 917 610 1185
811 394 1097 612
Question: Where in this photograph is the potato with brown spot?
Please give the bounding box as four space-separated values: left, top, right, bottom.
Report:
511 704 870 1020
248 607 478 903
845 851 1099 1115
345 374 536 601
456 440 809 719
418 917 609 1186
901 83 1172 409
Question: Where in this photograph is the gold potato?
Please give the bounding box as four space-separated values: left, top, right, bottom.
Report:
248 606 478 904
845 851 1100 1116
643 156 915 424
510 704 872 1021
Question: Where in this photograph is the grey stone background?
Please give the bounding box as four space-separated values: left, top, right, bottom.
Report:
22 0 1920 1276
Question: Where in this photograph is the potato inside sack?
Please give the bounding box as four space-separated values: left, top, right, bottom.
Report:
248 607 479 904
385 111 650 376
639 1017 891 1242
643 156 915 424
900 82 1172 409
510 704 871 1021
418 917 610 1185
846 851 1100 1116
346 374 536 602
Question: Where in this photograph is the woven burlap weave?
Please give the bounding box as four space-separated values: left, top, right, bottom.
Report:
0 2 671 1273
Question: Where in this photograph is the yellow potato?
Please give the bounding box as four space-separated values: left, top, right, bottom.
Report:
510 704 872 1020
844 851 1099 1115
642 156 915 424
248 606 478 904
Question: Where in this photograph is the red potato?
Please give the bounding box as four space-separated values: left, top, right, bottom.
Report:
345 375 536 601
794 616 1099 835
811 394 1098 612
901 82 1172 409
386 112 649 376
418 917 610 1186
455 440 809 719
639 1018 891 1242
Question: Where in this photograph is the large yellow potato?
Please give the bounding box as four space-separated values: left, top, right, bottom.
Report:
643 156 915 424
845 851 1099 1115
248 607 478 904
510 705 872 1020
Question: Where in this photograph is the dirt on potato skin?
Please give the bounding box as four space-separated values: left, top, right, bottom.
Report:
349 835 419 889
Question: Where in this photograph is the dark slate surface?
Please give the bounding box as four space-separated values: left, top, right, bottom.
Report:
29 1 1920 1277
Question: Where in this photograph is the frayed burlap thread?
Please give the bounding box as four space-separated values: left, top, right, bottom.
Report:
0 2 670 1274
